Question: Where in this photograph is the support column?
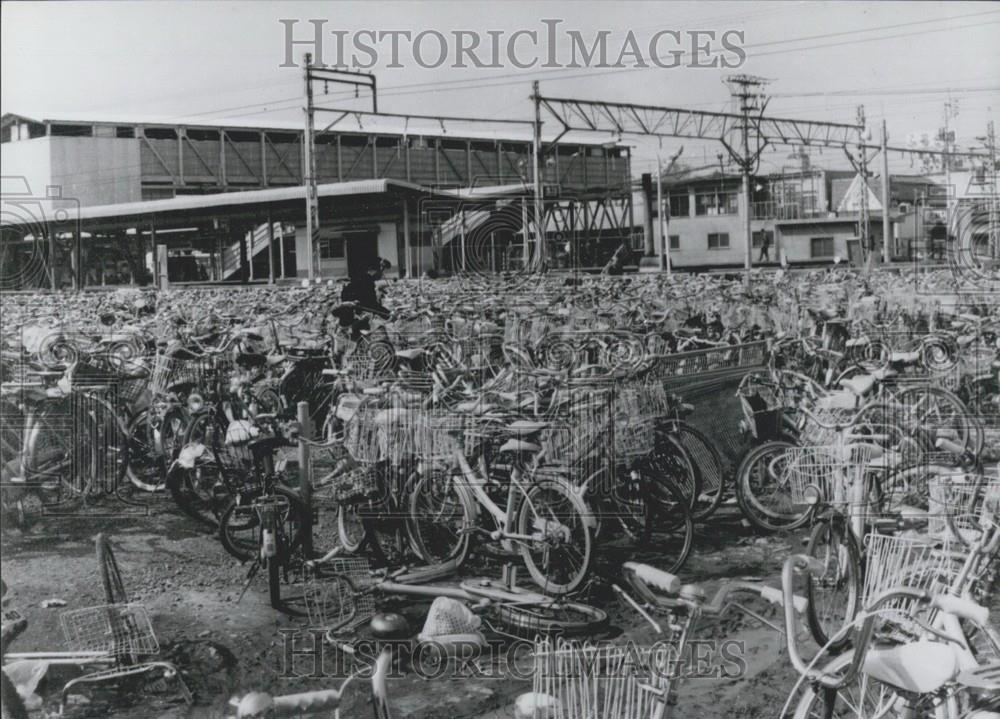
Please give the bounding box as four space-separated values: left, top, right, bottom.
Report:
402 200 412 278
71 228 82 291
238 224 249 284
48 225 57 290
881 119 891 264
267 214 276 284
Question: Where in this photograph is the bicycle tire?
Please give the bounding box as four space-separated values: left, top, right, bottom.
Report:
96 533 128 604
517 477 594 596
495 601 608 638
734 441 811 532
672 421 727 521
166 464 219 528
405 468 473 567
804 518 861 651
336 504 367 554
125 409 160 491
787 652 899 719
218 498 260 562
647 431 701 511
642 477 694 574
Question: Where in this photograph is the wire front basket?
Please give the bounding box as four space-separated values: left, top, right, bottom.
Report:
304 557 376 634
927 476 1000 543
861 533 959 631
60 604 159 659
529 638 673 719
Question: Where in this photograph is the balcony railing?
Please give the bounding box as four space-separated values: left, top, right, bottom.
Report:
751 201 821 220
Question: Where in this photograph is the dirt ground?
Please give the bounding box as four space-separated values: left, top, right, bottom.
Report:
6 388 992 719
2 498 812 719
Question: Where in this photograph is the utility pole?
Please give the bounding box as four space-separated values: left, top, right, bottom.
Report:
725 75 770 287
881 118 891 265
303 52 319 281
302 60 378 281
532 81 546 269
857 106 871 273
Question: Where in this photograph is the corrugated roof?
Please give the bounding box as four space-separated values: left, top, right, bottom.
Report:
0 178 438 228
2 111 615 146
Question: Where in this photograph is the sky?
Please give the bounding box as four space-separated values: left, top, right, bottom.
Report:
2 1 998 176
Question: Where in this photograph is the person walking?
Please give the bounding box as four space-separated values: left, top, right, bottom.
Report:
757 232 771 262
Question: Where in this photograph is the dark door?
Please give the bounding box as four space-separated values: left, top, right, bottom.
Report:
346 231 378 278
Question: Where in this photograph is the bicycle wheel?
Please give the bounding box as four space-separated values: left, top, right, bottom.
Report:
125 409 164 492
336 504 367 554
495 601 608 638
647 430 701 511
517 476 594 595
786 653 900 719
735 441 811 532
96 533 128 604
218 498 260 562
405 468 473 567
642 476 694 573
672 421 727 521
895 385 983 456
805 518 861 651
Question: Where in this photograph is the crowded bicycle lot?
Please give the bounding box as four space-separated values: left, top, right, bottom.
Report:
1 266 997 718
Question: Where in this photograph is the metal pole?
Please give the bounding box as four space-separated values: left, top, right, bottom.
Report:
267 212 276 284
532 81 546 269
47 224 57 290
297 401 312 557
279 225 286 279
402 200 412 278
303 52 319 281
881 119 891 264
741 109 752 286
858 106 871 274
460 210 467 272
657 154 669 274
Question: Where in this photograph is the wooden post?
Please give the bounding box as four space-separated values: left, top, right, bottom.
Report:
297 401 313 557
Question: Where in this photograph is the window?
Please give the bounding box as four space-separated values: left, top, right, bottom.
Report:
707 232 730 249
696 190 738 216
668 193 690 218
144 127 177 140
50 124 93 137
669 235 680 250
320 237 345 259
752 230 774 248
810 236 835 258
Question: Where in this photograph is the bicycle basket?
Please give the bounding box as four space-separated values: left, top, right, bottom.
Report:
927 476 1000 543
529 638 674 719
60 604 159 658
861 533 959 630
304 557 375 633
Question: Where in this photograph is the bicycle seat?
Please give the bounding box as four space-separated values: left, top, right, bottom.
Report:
839 374 876 396
862 640 959 694
266 353 286 366
889 350 920 365
395 348 423 361
497 438 542 454
505 420 548 436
